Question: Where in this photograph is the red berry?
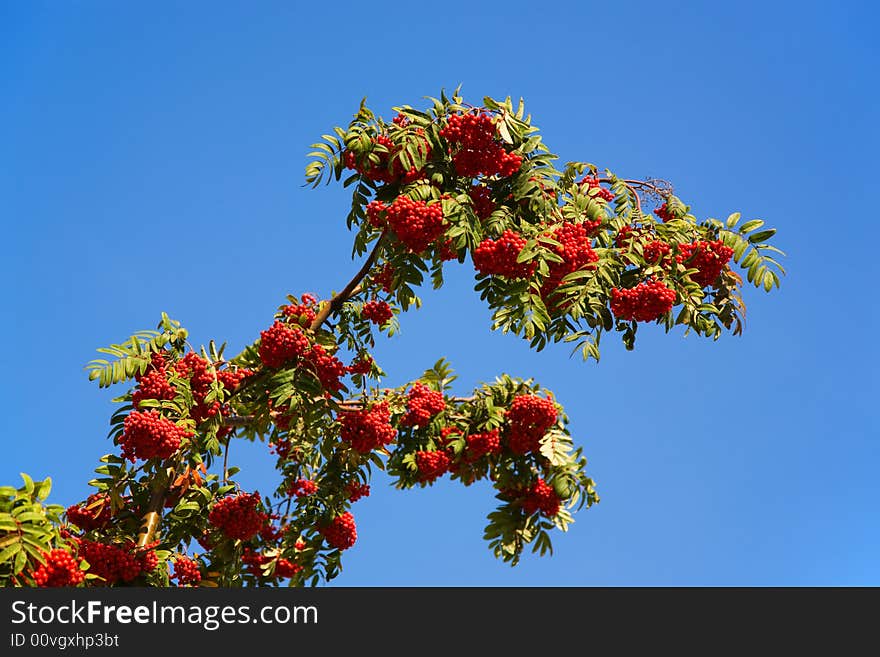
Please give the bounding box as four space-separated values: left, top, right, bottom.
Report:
304 344 347 392
473 229 536 279
259 321 310 369
415 450 451 483
464 428 502 462
339 402 397 454
76 539 146 585
506 395 558 455
362 300 393 326
346 481 371 502
289 479 319 498
319 512 357 550
132 353 176 409
609 280 676 322
400 383 445 428
538 222 599 309
440 112 522 178
31 548 85 587
371 263 395 292
65 493 112 531
676 240 734 287
208 492 268 541
384 197 446 254
344 133 431 184
347 355 373 376
172 555 201 587
654 202 674 222
119 410 191 462
522 478 561 517
468 185 496 219
282 294 319 327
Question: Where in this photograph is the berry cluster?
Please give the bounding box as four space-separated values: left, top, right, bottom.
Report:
259 518 285 543
439 112 523 178
506 395 558 455
609 280 677 322
65 493 112 531
132 352 176 409
347 355 373 376
468 185 496 219
289 479 318 498
319 512 357 551
305 344 346 392
242 549 300 578
172 556 201 587
362 300 393 326
539 222 599 306
174 353 222 423
438 426 462 449
31 549 85 587
654 202 674 222
273 558 302 578
464 428 501 462
615 227 674 267
283 295 318 327
384 197 446 254
643 240 672 265
269 434 292 458
677 240 734 287
339 401 397 454
133 351 245 426
119 410 191 462
472 229 536 279
521 479 561 517
366 200 387 228
437 238 458 261
371 263 395 293
579 175 616 202
76 539 156 585
400 383 446 427
208 493 268 541
415 450 451 483
216 367 252 393
344 134 429 184
259 321 311 369
614 224 644 248
346 481 371 502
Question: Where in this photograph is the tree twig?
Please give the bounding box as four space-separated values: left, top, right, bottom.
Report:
309 233 387 331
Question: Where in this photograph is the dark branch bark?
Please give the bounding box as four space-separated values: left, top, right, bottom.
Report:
309 233 386 331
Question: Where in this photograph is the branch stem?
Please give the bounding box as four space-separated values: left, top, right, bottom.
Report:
309 233 386 331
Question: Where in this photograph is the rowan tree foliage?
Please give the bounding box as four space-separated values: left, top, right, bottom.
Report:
0 89 784 587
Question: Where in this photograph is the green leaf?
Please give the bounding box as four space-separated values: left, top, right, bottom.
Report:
497 120 513 144
13 549 27 575
13 512 45 523
739 219 764 233
0 541 22 563
20 473 34 496
748 229 776 243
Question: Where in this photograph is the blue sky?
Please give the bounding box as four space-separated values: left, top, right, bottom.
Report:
1 1 876 586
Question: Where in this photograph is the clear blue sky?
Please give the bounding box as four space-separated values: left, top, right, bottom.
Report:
1 1 875 586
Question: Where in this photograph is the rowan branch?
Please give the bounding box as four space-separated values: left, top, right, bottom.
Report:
309 233 387 331
135 233 388 547
136 464 175 548
221 395 477 429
